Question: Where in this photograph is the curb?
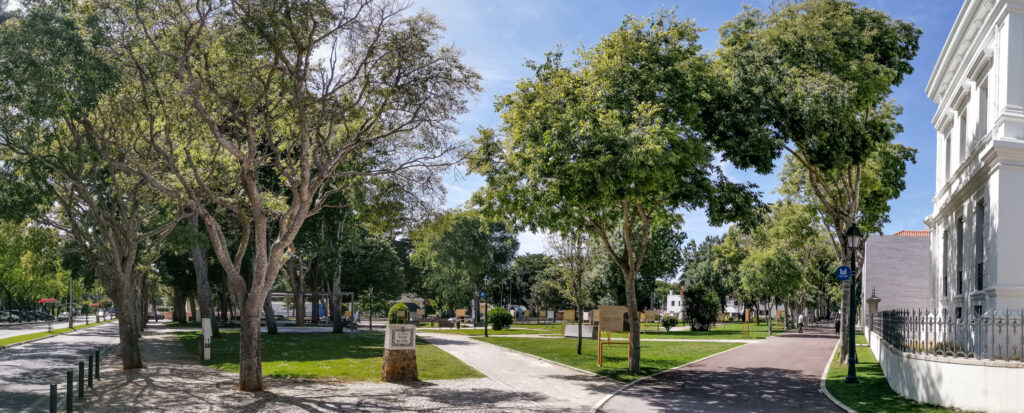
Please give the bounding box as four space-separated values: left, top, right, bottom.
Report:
0 319 117 351
590 339 757 412
818 340 857 413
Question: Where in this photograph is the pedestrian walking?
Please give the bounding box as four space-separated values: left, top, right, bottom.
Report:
834 317 840 333
798 314 804 333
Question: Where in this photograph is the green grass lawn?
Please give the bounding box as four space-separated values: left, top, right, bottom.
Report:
602 322 780 340
424 326 558 336
476 336 742 382
0 319 116 347
165 321 203 328
176 330 483 381
826 345 956 412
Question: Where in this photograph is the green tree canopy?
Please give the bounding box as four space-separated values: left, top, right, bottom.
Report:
469 10 762 373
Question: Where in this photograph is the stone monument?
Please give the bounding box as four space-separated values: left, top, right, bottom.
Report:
381 310 417 382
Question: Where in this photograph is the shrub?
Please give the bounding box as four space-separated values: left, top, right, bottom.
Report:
683 284 720 331
388 303 409 324
660 314 679 332
487 307 514 331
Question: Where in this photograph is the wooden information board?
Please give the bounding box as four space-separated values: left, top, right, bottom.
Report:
643 310 659 322
455 309 467 319
563 310 575 322
598 305 628 332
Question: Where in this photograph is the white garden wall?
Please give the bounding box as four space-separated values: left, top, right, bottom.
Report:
867 328 1024 412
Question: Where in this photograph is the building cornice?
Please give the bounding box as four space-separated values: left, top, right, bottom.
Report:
929 0 999 110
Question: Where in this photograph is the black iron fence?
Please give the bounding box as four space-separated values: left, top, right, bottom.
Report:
875 309 1024 361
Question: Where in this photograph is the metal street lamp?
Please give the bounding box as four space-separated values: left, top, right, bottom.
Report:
844 223 862 384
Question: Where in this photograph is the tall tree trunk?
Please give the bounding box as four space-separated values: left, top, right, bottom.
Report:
263 293 278 335
173 289 186 323
190 213 219 336
287 258 305 327
111 279 144 369
219 291 229 323
330 276 344 334
237 300 264 392
189 295 198 322
576 299 583 355
310 267 321 325
624 271 641 373
138 273 149 334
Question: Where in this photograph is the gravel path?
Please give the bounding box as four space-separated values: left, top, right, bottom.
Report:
598 323 842 413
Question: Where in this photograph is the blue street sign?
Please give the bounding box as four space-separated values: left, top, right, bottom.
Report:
836 265 851 281
480 291 485 298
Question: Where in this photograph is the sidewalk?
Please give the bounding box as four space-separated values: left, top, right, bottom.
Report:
416 332 620 412
84 324 553 412
598 324 842 413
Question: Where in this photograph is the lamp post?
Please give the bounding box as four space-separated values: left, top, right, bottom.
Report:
844 223 862 384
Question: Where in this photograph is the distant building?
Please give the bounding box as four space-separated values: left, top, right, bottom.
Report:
665 293 683 317
861 231 931 322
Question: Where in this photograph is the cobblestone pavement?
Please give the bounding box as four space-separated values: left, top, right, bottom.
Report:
0 321 120 412
599 323 843 413
82 325 557 412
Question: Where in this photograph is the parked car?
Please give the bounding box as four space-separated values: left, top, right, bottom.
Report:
57 311 70 321
97 310 105 318
0 310 17 322
149 312 165 321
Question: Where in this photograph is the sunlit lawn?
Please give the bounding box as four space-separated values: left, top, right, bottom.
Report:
476 336 742 382
601 322 781 340
177 330 483 381
825 345 957 412
0 319 115 347
421 326 556 336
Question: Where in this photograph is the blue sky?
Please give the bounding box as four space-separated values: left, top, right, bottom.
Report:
414 0 965 254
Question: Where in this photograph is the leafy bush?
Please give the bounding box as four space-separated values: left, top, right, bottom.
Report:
388 303 409 324
660 314 679 332
683 284 720 331
487 307 514 331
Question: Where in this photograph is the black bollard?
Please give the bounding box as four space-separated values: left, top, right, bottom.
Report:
78 361 84 399
88 355 94 388
66 370 73 412
94 349 100 380
49 383 57 413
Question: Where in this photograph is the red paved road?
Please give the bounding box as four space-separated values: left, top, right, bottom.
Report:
599 323 842 413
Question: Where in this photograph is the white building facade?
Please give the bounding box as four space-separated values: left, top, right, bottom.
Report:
926 0 1024 317
665 293 683 317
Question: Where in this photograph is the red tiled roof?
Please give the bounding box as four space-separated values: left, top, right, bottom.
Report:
893 230 929 237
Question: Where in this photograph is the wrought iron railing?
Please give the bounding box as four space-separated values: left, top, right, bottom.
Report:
875 309 1024 362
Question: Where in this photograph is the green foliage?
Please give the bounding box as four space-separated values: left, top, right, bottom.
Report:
0 220 69 308
487 307 514 331
660 314 679 332
356 288 391 318
469 10 765 372
412 210 518 312
387 303 409 324
683 284 720 332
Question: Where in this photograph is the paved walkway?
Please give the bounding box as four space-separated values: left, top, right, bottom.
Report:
417 332 620 412
0 321 120 412
599 323 842 413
